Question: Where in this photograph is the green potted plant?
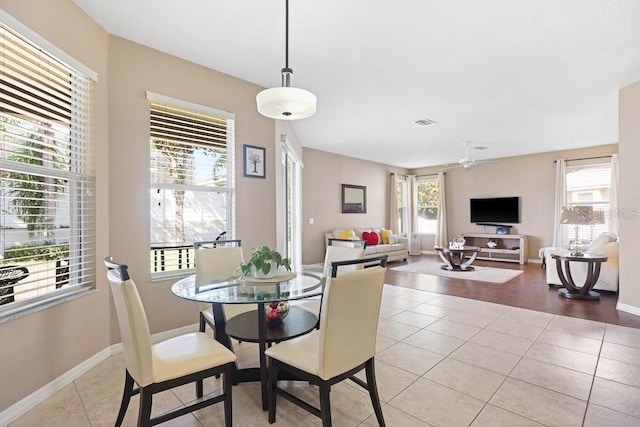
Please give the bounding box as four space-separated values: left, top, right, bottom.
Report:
238 245 291 279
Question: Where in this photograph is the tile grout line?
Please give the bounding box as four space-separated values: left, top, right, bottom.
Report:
579 324 606 426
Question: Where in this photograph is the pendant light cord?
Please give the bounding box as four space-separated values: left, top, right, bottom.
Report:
285 0 289 70
281 0 292 87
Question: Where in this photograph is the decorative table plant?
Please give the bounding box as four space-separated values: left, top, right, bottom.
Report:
238 245 291 279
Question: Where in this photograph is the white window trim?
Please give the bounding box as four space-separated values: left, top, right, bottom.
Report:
0 13 96 321
415 175 439 235
147 94 235 280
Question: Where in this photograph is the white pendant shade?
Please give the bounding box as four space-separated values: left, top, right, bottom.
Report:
256 86 317 120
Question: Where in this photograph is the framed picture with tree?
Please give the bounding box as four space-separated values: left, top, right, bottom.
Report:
243 144 266 178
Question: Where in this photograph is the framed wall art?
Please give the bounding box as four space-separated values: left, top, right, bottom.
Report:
341 184 367 213
243 144 266 178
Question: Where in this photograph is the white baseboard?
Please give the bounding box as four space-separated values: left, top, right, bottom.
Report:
0 323 199 425
616 302 640 317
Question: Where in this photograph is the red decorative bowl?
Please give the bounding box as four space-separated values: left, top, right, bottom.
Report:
265 301 289 324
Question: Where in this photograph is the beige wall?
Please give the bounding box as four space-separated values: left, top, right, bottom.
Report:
299 143 618 268
301 148 407 264
0 0 111 410
411 144 618 260
1 0 638 416
107 36 276 340
618 80 640 313
0 0 277 412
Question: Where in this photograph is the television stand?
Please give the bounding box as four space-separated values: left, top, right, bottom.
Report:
462 233 528 264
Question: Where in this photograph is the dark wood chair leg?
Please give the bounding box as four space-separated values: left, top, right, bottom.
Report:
196 378 204 399
115 371 134 427
365 359 385 427
138 388 153 427
319 382 332 427
268 361 277 423
223 364 233 427
199 312 206 333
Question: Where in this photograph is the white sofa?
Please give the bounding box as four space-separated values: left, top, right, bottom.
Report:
324 227 409 263
545 232 619 292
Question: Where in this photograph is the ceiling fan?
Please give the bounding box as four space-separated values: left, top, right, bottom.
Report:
443 142 497 172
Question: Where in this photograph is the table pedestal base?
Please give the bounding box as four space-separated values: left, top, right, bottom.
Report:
440 265 475 271
435 246 481 271
558 288 600 301
552 254 606 302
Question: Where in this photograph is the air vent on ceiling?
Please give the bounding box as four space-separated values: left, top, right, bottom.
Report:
414 118 436 126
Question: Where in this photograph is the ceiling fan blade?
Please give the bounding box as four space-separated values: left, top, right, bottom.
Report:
439 163 462 171
474 160 499 167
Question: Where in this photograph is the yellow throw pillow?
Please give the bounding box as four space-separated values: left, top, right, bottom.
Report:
337 229 356 240
381 229 392 244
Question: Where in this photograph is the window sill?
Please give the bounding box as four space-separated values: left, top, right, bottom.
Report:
151 268 195 283
0 286 96 325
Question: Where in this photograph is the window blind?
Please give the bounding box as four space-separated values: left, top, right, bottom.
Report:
566 163 612 241
416 176 439 234
0 21 95 314
149 101 234 277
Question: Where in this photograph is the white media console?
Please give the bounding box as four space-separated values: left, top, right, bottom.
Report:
462 233 528 264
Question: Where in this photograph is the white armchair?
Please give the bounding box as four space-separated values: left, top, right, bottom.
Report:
546 232 619 292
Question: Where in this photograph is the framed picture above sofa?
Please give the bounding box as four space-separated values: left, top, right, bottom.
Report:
342 184 366 213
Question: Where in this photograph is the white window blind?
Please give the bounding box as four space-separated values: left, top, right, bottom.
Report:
149 99 235 278
416 175 439 234
566 162 612 241
0 21 95 315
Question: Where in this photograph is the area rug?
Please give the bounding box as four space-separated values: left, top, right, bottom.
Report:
391 259 523 283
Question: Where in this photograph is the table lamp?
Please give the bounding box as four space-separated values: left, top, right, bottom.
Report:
560 206 594 256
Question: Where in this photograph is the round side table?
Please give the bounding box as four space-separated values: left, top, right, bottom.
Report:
551 253 607 301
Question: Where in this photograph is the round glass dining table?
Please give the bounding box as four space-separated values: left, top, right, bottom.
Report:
171 269 323 410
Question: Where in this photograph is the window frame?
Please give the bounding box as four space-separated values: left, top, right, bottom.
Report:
147 92 235 280
415 175 439 235
564 160 612 242
0 14 96 322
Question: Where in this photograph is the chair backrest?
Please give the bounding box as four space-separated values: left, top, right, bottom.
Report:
193 239 242 249
323 245 366 277
317 256 387 380
104 257 154 387
194 240 244 281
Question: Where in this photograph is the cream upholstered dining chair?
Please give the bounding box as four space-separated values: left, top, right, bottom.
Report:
265 255 388 427
295 244 366 318
193 240 254 335
104 257 236 427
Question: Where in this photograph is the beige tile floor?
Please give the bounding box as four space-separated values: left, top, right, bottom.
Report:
9 285 640 426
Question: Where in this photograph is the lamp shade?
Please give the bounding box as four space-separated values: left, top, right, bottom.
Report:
560 206 594 225
256 86 317 120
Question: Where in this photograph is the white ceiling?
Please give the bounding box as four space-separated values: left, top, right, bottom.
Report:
72 0 640 169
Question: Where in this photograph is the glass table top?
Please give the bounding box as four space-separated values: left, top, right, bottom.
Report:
171 270 323 304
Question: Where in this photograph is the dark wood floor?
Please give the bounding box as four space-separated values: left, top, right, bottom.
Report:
385 254 640 329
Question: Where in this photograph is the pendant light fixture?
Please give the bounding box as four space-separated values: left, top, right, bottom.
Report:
256 0 317 120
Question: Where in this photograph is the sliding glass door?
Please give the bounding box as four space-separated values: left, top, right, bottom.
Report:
281 141 302 267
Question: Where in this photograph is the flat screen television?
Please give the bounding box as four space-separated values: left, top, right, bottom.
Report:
470 196 520 224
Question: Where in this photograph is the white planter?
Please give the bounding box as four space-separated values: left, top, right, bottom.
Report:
251 261 278 279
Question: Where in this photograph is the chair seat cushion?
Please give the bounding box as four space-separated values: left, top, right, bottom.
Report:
152 332 236 383
265 330 320 376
